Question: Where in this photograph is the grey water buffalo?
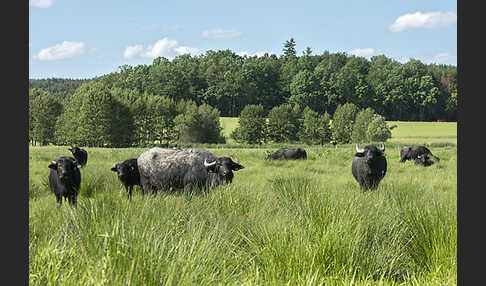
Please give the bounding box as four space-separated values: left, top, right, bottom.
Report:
137 147 244 193
48 156 82 206
68 146 88 167
111 158 141 199
265 147 307 160
414 153 435 167
400 146 440 163
351 143 387 190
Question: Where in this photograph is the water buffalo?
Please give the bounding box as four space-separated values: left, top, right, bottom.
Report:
111 158 141 199
414 153 435 167
137 147 244 193
48 156 82 206
68 146 88 167
351 143 387 190
265 147 307 160
400 146 440 163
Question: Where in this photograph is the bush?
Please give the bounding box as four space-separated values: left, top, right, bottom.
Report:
331 103 359 144
266 104 302 143
366 115 392 142
231 104 267 144
299 107 332 145
351 107 377 143
174 101 226 144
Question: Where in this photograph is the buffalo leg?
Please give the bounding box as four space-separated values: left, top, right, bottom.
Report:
126 186 132 200
56 195 62 206
68 195 77 206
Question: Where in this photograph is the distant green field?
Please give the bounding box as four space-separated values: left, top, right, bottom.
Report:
220 117 457 145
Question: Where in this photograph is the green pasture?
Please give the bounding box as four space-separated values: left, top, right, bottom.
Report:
219 117 457 144
29 137 456 285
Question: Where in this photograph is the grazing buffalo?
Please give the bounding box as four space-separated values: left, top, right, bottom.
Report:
265 147 307 160
68 146 88 167
111 158 141 199
351 143 387 190
400 146 440 163
48 156 81 206
414 153 435 167
137 147 244 193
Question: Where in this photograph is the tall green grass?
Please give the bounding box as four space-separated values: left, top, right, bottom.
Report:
29 145 456 285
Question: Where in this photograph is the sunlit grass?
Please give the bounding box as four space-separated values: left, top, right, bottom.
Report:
29 142 456 285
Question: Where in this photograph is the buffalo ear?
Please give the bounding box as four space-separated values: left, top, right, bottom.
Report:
48 161 57 170
232 163 244 171
354 152 365 157
111 165 118 172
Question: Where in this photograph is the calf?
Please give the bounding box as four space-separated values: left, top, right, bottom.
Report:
111 158 141 199
68 146 88 167
48 156 82 206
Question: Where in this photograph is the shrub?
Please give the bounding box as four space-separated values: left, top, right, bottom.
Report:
366 115 392 142
231 104 267 144
266 104 302 143
331 103 359 144
174 102 226 144
351 107 377 143
299 107 332 145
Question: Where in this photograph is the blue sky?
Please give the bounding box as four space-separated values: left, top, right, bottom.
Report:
29 0 457 79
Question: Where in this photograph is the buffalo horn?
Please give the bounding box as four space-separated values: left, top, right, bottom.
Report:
204 159 216 167
380 142 385 152
356 144 364 153
233 156 240 164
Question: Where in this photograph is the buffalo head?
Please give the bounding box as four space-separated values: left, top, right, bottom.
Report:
204 156 244 184
354 143 386 164
48 157 81 181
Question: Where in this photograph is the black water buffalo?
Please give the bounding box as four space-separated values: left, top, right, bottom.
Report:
111 158 141 199
137 147 244 193
400 146 440 163
414 153 435 167
351 143 387 190
68 146 88 167
265 147 307 160
48 156 82 206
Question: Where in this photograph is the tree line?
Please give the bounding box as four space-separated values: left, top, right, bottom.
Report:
30 81 390 147
28 38 456 147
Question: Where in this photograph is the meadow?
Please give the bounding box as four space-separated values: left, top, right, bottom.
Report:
29 122 457 285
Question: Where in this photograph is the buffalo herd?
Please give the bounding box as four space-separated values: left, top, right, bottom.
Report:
47 143 441 205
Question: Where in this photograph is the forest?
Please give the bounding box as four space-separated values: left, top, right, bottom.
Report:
28 39 456 147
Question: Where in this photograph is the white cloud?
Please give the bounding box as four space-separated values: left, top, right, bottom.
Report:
145 38 180 58
174 46 200 56
164 24 181 32
33 41 86 61
29 0 55 8
421 52 456 64
389 11 456 32
201 28 243 39
432 52 456 63
137 24 159 31
123 45 144 59
349 48 376 57
123 38 200 59
236 51 268 57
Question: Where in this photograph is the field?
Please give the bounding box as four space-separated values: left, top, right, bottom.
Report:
29 122 457 285
219 117 457 145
